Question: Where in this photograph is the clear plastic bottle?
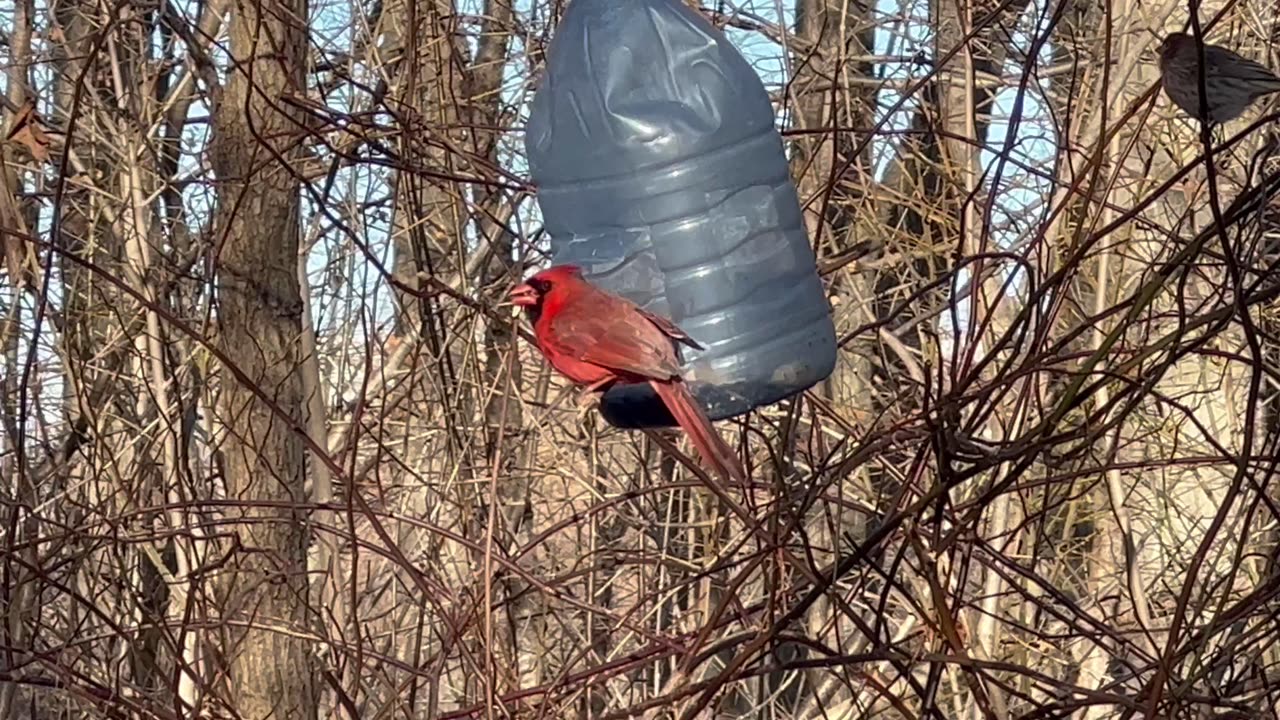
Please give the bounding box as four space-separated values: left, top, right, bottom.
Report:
524 0 836 427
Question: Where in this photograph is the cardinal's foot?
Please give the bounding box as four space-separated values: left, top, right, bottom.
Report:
575 390 604 423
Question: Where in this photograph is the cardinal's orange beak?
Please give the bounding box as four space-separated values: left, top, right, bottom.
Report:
507 283 539 307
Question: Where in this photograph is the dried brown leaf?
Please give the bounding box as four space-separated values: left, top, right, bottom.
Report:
4 100 51 162
0 152 39 289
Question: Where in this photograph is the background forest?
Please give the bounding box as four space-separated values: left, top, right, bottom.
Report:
2 0 1280 717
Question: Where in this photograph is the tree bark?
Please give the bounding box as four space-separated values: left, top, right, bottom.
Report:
385 0 469 336
791 0 879 413
1046 4 1263 713
209 0 317 713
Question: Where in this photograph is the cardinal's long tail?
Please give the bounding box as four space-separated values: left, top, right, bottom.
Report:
650 379 746 481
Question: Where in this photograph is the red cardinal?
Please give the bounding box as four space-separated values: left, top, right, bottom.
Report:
509 265 745 481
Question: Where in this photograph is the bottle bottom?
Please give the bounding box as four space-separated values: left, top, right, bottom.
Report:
598 377 822 429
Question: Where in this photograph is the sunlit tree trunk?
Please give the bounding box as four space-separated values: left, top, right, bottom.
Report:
0 0 39 714
784 2 880 715
1047 4 1267 716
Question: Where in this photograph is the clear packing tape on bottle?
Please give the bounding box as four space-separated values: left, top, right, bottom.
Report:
525 0 837 428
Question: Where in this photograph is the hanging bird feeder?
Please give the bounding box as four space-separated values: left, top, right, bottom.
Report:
524 0 836 427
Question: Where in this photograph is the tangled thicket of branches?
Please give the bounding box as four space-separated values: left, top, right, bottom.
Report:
2 0 1280 717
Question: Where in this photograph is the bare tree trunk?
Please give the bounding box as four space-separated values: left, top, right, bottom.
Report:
791 0 879 415
931 0 1030 714
1044 3 1266 715
385 0 469 336
41 0 179 713
209 0 317 713
785 0 1036 713
465 0 536 689
785 3 880 715
0 4 39 712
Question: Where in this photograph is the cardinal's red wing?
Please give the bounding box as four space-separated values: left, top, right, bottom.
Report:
635 307 704 351
544 300 684 382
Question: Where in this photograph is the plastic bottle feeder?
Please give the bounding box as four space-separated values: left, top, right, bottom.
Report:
524 0 836 428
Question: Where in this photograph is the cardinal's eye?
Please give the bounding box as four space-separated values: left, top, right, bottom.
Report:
530 278 551 293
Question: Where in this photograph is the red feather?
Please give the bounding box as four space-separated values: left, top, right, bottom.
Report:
510 265 745 481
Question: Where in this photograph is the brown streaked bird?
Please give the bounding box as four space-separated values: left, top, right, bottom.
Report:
1157 32 1280 124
